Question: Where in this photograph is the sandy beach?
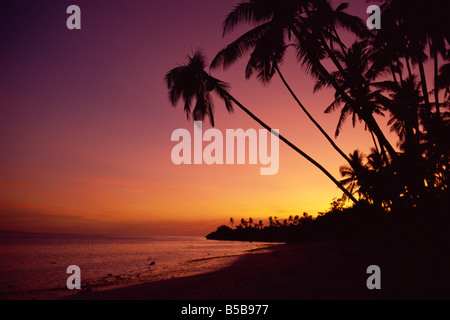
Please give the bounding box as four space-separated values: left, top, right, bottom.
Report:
59 240 430 300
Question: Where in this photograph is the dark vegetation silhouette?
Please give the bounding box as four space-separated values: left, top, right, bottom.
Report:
166 0 449 285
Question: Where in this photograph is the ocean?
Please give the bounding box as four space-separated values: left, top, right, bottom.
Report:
0 232 273 299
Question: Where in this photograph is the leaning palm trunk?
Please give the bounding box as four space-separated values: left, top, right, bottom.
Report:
224 90 359 204
167 50 359 205
320 40 400 161
275 66 353 166
313 54 399 161
291 25 399 161
405 57 413 79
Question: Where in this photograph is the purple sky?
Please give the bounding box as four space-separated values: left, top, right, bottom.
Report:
1 1 399 236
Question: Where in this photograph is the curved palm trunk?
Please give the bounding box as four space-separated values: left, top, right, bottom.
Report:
275 66 353 166
291 26 399 161
310 54 399 161
370 130 381 155
321 40 400 161
405 57 413 79
224 90 359 204
365 113 398 159
332 26 347 56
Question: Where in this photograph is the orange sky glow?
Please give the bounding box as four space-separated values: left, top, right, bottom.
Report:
1 1 408 236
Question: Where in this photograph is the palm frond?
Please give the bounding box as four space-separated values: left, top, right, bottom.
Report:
222 1 270 37
212 22 271 70
165 50 234 127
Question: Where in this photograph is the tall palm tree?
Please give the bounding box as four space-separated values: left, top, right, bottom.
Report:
317 40 393 164
382 77 422 150
300 1 400 160
379 0 450 117
165 51 233 127
166 49 358 203
211 0 359 167
212 0 399 161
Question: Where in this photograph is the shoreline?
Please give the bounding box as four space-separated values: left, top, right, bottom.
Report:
61 241 391 300
60 243 281 300
6 239 450 300
2 242 278 300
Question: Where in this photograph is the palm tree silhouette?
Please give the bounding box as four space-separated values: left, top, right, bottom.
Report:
379 0 450 117
211 0 362 168
258 220 264 229
439 61 450 99
268 216 274 227
381 76 422 151
166 49 358 203
300 2 399 160
274 216 280 226
339 150 369 202
213 0 400 163
317 41 389 143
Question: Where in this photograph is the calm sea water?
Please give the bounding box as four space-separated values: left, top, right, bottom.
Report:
0 232 271 298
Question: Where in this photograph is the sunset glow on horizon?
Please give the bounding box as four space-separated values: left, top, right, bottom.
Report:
1 0 405 236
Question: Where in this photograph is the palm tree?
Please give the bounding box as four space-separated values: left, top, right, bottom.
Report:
274 216 280 226
257 220 264 229
379 0 450 117
368 1 450 204
367 148 386 173
229 217 235 228
166 49 358 203
300 2 400 160
339 150 369 202
381 77 422 151
213 0 399 161
211 0 361 167
439 62 450 99
165 51 233 127
248 217 254 228
339 149 399 208
317 40 394 164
